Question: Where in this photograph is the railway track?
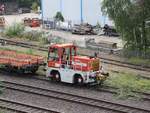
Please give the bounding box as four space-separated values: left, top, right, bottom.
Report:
0 38 150 74
31 75 150 101
1 80 150 113
0 97 60 113
1 68 150 101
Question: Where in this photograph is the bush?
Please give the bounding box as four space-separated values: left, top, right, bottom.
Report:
21 31 50 45
54 12 64 22
4 23 25 37
21 31 43 41
49 37 66 44
31 2 38 12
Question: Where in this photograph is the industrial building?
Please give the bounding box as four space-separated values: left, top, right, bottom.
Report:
41 0 113 26
0 0 18 15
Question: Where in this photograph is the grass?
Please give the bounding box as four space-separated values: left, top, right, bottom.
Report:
25 48 33 55
2 23 50 45
128 57 150 66
4 23 25 38
104 72 150 99
0 109 6 113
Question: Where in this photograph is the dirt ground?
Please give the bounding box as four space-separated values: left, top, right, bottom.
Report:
0 13 123 48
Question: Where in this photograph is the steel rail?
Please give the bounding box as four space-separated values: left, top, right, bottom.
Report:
2 81 150 113
0 97 60 113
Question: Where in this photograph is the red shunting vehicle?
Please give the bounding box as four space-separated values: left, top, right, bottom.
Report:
46 43 109 84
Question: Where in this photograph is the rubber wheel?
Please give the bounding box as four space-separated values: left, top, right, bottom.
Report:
75 76 83 85
51 73 61 82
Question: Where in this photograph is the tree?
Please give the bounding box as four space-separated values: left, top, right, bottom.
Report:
102 0 150 58
54 12 64 22
17 0 40 8
31 2 38 12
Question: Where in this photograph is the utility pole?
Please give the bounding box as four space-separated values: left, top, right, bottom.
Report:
80 0 83 23
60 0 62 13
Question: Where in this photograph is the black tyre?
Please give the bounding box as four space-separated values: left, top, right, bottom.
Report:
74 75 83 85
50 72 61 82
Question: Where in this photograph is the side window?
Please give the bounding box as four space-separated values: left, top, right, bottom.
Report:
72 47 76 56
48 48 59 61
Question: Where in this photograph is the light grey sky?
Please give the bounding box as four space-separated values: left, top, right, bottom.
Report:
42 0 112 25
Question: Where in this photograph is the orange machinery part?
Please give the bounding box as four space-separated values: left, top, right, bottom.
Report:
23 18 41 27
0 50 44 67
72 56 100 71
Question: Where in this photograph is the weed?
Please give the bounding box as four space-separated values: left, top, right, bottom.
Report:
128 57 150 66
104 72 150 99
50 37 66 44
4 23 25 37
26 48 33 55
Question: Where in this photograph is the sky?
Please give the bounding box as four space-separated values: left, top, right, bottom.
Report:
42 0 113 26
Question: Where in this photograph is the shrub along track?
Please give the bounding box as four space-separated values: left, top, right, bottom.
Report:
0 38 149 75
1 80 150 113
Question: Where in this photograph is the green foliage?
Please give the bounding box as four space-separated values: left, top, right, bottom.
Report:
21 31 43 41
102 0 150 58
3 27 50 45
39 32 50 45
128 57 150 66
31 2 38 12
20 31 50 45
104 72 150 99
26 49 33 55
17 0 40 8
4 23 25 37
96 22 101 28
54 12 64 22
50 37 66 44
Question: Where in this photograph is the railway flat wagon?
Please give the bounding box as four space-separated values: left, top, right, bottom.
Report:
0 50 44 73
